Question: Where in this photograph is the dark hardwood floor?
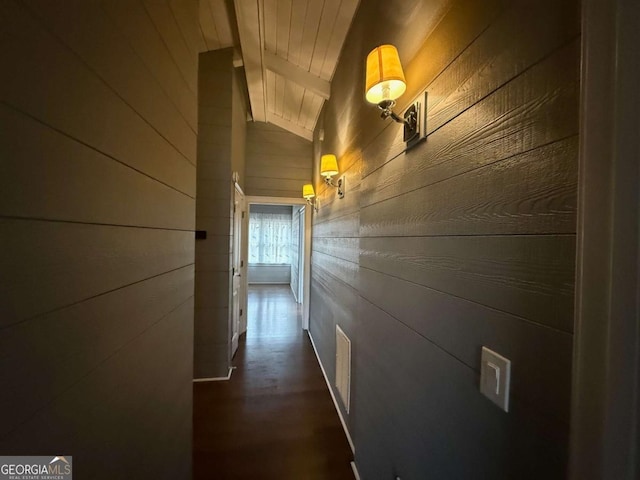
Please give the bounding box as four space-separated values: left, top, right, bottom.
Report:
193 285 354 479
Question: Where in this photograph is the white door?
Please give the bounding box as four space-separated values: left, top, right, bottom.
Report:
231 184 244 357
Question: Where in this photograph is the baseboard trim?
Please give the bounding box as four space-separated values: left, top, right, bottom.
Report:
193 367 233 382
290 283 300 303
308 330 355 454
350 461 361 480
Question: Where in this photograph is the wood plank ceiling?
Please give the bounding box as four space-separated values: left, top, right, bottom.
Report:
199 0 236 51
198 0 360 141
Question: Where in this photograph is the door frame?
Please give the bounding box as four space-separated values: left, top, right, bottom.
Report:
231 182 245 356
239 190 249 336
298 206 306 303
570 0 640 477
246 196 312 330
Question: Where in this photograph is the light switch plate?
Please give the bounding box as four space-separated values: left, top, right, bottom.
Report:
480 346 511 412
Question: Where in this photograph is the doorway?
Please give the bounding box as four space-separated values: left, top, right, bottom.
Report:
231 182 244 358
243 196 311 333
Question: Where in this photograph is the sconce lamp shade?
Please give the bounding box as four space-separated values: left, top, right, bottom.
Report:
365 44 406 104
302 183 315 199
320 154 339 178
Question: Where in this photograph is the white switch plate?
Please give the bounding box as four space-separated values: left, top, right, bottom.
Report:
480 346 511 412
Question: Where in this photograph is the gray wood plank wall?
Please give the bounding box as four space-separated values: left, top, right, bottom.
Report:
194 48 246 379
245 121 312 198
0 0 198 477
309 0 580 477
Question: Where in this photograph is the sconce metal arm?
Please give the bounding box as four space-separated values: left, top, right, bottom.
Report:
378 100 410 125
381 108 408 125
377 99 420 144
323 176 340 187
378 100 417 128
305 197 318 212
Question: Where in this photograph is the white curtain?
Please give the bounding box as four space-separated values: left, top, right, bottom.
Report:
249 212 292 264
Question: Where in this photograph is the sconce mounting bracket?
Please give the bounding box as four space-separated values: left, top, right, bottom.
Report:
403 103 419 143
376 92 428 150
306 198 319 213
337 176 345 199
404 91 428 150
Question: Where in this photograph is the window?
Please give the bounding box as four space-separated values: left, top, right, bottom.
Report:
249 211 292 264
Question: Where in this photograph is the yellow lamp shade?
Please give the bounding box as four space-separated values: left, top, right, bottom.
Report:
302 183 315 199
365 44 406 104
320 154 339 178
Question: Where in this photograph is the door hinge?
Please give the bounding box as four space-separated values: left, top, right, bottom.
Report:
240 309 243 316
242 211 245 218
240 260 244 267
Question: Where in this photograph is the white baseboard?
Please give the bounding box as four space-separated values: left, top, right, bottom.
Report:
350 461 361 480
308 330 355 454
290 283 300 303
193 367 233 382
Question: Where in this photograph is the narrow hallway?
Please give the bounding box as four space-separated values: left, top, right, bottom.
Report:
193 285 354 479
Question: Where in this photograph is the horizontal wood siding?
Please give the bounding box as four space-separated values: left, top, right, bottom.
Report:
0 1 198 478
245 121 312 198
309 0 580 477
354 298 568 478
194 48 245 379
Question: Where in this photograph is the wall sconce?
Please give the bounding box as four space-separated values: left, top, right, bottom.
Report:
365 44 426 146
302 183 318 212
320 154 345 199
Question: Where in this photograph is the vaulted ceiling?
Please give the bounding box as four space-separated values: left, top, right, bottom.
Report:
197 0 360 141
198 0 237 50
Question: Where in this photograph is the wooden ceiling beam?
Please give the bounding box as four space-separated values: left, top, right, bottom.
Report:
234 0 266 121
233 49 244 67
263 51 331 100
266 112 314 141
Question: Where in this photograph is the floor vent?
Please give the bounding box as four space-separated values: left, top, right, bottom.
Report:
335 325 351 413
